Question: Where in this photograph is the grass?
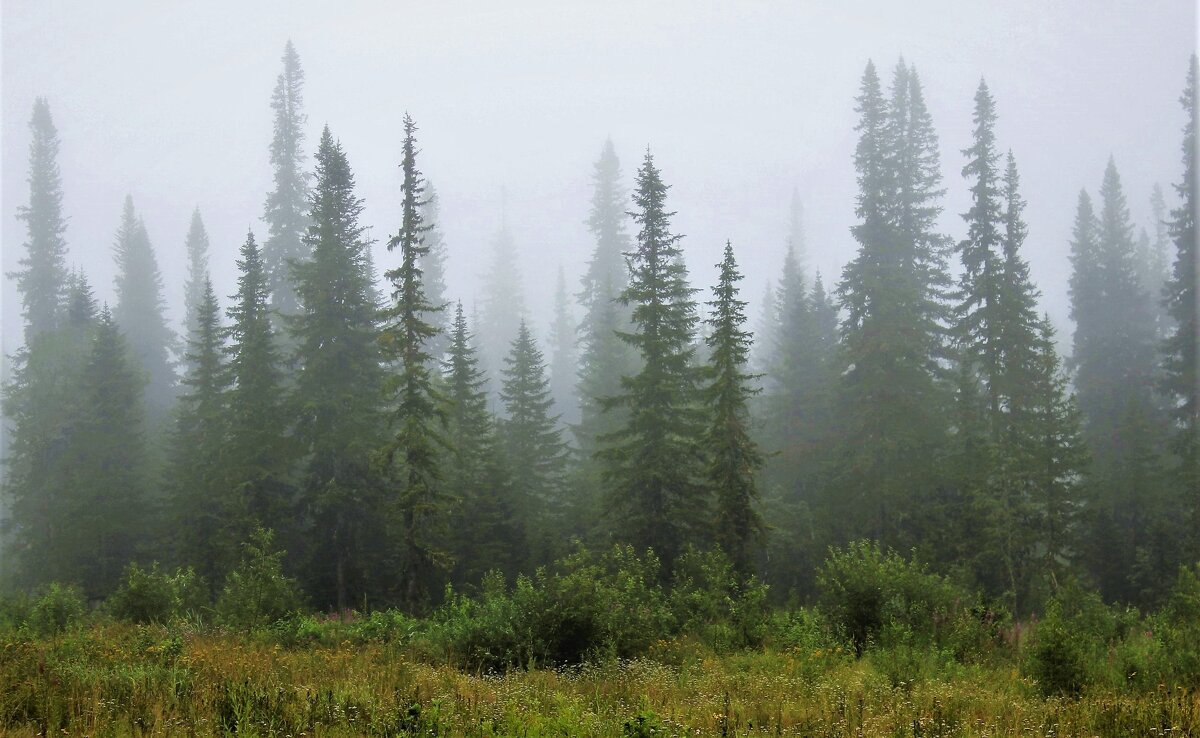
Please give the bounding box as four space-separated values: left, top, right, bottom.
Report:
2 622 1197 736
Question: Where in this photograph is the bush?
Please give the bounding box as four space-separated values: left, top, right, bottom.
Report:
670 547 770 650
1026 601 1087 696
817 541 970 656
27 582 86 636
1153 563 1200 685
215 527 303 630
108 562 208 624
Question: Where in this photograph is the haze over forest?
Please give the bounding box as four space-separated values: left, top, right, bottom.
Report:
3 1 1193 358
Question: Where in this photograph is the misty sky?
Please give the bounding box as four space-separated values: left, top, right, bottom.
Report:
3 1 1196 363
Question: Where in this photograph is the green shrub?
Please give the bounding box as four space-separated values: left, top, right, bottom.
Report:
817 541 969 656
215 527 303 630
108 563 208 624
1152 563 1200 685
670 547 770 650
28 582 86 636
1026 601 1087 696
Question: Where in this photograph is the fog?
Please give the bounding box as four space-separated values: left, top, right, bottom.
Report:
2 0 1195 359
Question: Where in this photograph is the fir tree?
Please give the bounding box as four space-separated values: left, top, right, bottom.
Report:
547 266 579 427
703 241 764 577
66 307 149 596
576 139 638 458
224 230 293 559
170 278 230 581
379 114 448 610
599 150 704 570
12 98 69 342
290 127 387 610
501 319 570 562
112 196 177 419
1162 56 1198 558
442 303 523 585
182 208 211 350
2 271 97 587
478 221 527 395
834 61 951 549
263 40 310 327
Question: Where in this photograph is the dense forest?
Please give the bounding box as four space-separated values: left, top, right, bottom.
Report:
2 43 1196 630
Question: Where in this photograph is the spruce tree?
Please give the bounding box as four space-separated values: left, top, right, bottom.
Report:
576 139 638 457
599 150 704 570
66 307 149 596
442 303 523 584
1162 56 1198 559
703 241 764 577
379 114 448 610
182 208 211 349
112 196 177 419
12 98 69 341
170 278 230 581
290 127 387 609
263 40 310 327
547 266 579 427
478 221 527 395
834 61 951 549
224 230 293 557
501 319 570 562
2 271 97 587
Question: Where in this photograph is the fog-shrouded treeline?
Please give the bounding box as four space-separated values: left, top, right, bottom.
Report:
3 44 1196 617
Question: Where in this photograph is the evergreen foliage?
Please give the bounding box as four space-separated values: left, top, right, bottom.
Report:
702 242 764 577
418 181 451 361
182 208 211 353
12 98 69 342
599 150 705 570
547 267 579 427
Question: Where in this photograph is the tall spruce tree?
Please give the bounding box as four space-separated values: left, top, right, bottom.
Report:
548 266 579 427
442 303 523 585
703 241 764 577
501 320 570 562
13 98 69 342
379 114 448 610
834 60 951 549
478 221 528 396
263 40 310 327
1162 56 1198 559
290 127 387 609
2 271 97 587
182 208 211 349
170 278 230 580
599 150 704 570
576 139 637 456
67 307 149 596
224 231 293 560
112 196 177 419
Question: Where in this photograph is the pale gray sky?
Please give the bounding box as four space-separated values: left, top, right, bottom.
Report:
3 1 1196 359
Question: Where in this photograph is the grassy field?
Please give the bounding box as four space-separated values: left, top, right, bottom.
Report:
2 621 1197 737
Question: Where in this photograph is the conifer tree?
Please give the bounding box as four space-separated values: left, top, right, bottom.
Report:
419 181 451 360
66 307 149 596
703 241 764 576
1137 186 1172 339
379 114 448 610
170 278 230 580
548 266 579 427
290 127 387 609
751 280 777 378
224 231 293 557
576 139 638 457
263 40 310 326
182 208 211 349
112 196 177 419
501 319 569 560
478 221 527 395
442 303 523 584
834 61 951 548
13 98 69 342
599 150 704 569
1162 56 1198 558
2 271 97 587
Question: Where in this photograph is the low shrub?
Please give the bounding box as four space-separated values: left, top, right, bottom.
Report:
215 527 303 630
108 562 208 624
27 582 86 636
670 547 771 651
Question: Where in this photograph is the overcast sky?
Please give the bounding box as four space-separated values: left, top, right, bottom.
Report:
3 1 1196 362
